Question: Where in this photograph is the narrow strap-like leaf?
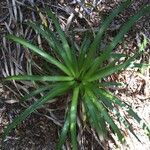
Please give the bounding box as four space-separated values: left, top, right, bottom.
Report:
86 4 150 75
22 85 52 101
28 22 75 76
78 34 92 71
6 35 72 76
83 92 106 138
46 9 73 63
98 88 150 138
128 63 150 69
80 0 132 74
28 21 61 54
110 53 127 59
87 89 124 142
70 86 80 150
91 85 142 141
45 26 76 76
68 37 79 76
5 75 74 82
56 110 70 150
85 52 138 82
2 81 74 140
89 84 149 140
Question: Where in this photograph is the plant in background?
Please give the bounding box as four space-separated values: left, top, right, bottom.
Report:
2 0 150 149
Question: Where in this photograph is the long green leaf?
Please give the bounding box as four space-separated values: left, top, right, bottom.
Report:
2 81 74 140
68 37 79 76
110 53 127 59
78 34 92 70
70 86 79 150
6 35 72 76
43 26 76 72
91 85 141 141
5 75 74 82
28 21 76 76
80 0 131 74
28 21 60 54
113 107 141 142
22 85 51 101
84 4 150 77
57 110 70 150
86 89 124 142
97 88 150 137
128 63 150 69
85 52 138 82
83 92 106 138
46 9 73 63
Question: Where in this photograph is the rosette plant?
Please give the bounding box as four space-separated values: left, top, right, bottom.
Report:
2 0 150 149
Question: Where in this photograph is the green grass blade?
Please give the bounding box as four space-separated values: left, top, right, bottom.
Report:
57 111 70 150
80 34 92 55
138 33 148 52
86 89 124 142
113 108 141 142
110 53 127 59
105 4 150 56
6 35 72 76
78 34 91 70
87 94 107 136
83 59 116 80
70 86 80 150
5 75 74 82
128 63 150 69
46 9 76 76
68 38 79 76
84 4 150 77
83 92 106 137
22 85 51 101
85 52 138 82
28 21 75 76
2 81 74 140
46 9 72 62
98 89 150 138
91 4 150 70
80 0 131 74
91 85 141 141
28 21 60 54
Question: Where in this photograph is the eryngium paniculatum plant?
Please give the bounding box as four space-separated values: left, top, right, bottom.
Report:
3 0 150 149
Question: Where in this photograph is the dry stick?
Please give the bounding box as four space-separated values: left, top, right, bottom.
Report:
75 0 92 14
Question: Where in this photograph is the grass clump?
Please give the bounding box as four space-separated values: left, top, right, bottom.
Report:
2 0 150 149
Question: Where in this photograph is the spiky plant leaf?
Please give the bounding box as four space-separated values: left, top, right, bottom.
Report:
28 21 76 76
85 51 138 82
83 92 107 138
57 110 70 149
3 2 150 150
97 88 150 137
6 35 72 76
45 9 79 76
70 86 80 149
84 4 150 77
5 75 74 82
80 0 132 75
91 85 142 142
2 81 74 140
22 85 52 101
86 88 124 142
